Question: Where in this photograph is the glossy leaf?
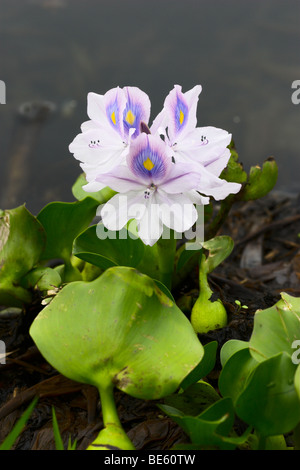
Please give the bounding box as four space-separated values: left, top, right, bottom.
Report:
235 352 300 436
175 245 202 273
220 145 247 184
163 380 220 417
73 224 145 270
159 397 238 450
220 339 249 367
0 205 46 306
241 157 278 201
219 347 258 405
30 266 204 400
37 198 98 262
21 266 62 292
202 236 234 274
72 172 116 203
294 364 300 402
30 266 204 449
181 341 218 390
249 292 300 362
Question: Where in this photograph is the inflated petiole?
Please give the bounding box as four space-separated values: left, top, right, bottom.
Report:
30 267 203 452
87 383 135 450
191 254 227 334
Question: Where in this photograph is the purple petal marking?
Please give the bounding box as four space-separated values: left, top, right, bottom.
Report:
128 133 171 184
174 92 189 135
123 87 151 139
104 87 126 136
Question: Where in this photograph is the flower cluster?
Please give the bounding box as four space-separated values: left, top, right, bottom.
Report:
69 85 241 245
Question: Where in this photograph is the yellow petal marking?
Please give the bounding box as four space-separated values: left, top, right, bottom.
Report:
143 157 155 171
179 109 185 125
111 111 116 125
125 109 135 125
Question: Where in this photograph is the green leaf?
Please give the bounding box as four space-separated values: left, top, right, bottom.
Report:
135 243 161 280
219 347 258 405
176 246 202 273
0 397 38 450
21 267 62 291
52 407 64 450
0 205 46 307
37 199 98 281
219 295 300 440
72 173 116 203
264 435 290 450
173 425 252 450
241 157 278 201
163 380 220 416
153 279 175 302
235 352 300 437
159 397 238 450
30 267 204 450
220 339 249 367
294 364 300 402
30 266 204 400
67 436 77 450
220 145 248 184
181 341 218 390
249 292 300 362
202 236 234 274
73 224 145 270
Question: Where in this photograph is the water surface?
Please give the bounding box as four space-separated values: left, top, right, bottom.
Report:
0 0 299 213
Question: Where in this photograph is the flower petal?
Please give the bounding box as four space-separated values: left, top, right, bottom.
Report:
185 189 210 206
137 197 164 246
202 148 232 177
173 125 231 168
82 180 107 192
87 88 126 137
69 128 126 166
123 86 151 139
96 165 146 193
159 162 202 194
194 163 241 200
163 84 202 144
156 190 198 233
127 133 173 185
101 191 146 231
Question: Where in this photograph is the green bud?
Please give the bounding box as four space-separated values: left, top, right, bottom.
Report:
220 144 247 184
20 266 62 291
241 157 278 201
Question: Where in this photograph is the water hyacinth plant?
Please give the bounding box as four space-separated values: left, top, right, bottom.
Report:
68 84 242 291
1 82 290 451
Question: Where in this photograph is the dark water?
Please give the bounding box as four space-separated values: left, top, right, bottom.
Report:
0 0 299 214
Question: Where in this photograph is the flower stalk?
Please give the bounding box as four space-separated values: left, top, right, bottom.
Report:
156 230 177 290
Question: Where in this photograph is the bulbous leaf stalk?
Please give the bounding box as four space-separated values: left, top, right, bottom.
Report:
87 384 135 450
191 254 227 334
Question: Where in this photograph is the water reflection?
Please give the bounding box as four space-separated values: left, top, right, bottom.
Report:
0 0 299 214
